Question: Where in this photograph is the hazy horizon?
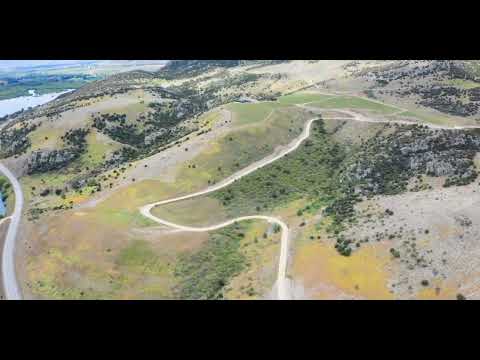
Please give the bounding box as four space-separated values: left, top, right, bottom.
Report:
0 60 94 69
0 60 168 70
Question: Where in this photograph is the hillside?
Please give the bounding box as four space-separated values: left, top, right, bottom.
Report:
3 60 480 300
160 60 287 79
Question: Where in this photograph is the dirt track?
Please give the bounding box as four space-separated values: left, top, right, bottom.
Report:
140 104 480 300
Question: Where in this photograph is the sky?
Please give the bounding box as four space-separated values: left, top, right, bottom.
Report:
0 60 93 69
0 60 167 70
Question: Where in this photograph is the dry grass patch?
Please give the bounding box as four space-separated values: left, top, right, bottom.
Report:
151 196 226 227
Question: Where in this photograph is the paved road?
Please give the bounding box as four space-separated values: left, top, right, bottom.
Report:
0 163 23 300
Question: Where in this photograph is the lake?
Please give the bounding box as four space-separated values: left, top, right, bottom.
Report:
0 89 74 216
0 191 5 217
0 89 74 118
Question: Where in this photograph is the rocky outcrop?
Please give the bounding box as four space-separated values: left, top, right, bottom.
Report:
355 61 480 117
0 122 38 158
26 149 79 174
411 86 480 116
346 126 480 195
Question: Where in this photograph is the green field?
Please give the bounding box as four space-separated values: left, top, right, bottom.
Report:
277 92 334 105
399 107 477 127
309 96 399 114
226 102 288 125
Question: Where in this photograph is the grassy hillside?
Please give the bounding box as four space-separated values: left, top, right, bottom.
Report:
160 60 287 79
14 60 480 300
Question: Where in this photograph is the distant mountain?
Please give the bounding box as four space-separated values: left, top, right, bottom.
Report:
0 60 95 70
95 60 168 66
160 60 287 78
0 60 168 72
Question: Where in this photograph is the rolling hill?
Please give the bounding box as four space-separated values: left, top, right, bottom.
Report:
3 60 480 300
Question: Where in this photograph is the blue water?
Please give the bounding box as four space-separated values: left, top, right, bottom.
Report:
0 191 5 217
0 89 74 118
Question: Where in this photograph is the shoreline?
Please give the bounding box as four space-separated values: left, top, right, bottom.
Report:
0 88 74 118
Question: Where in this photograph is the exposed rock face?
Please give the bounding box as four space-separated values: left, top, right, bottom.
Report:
355 60 480 117
355 60 452 83
0 122 38 158
346 125 480 195
27 149 79 174
397 130 480 174
411 86 480 116
25 127 90 175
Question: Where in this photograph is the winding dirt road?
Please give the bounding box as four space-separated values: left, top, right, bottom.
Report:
140 103 480 300
5 91 480 301
140 209 291 299
301 105 480 130
140 115 322 300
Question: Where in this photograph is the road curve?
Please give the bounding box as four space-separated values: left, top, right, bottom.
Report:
300 105 480 130
140 116 322 300
0 163 23 300
140 102 480 300
2 91 479 300
140 207 291 300
142 116 321 208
